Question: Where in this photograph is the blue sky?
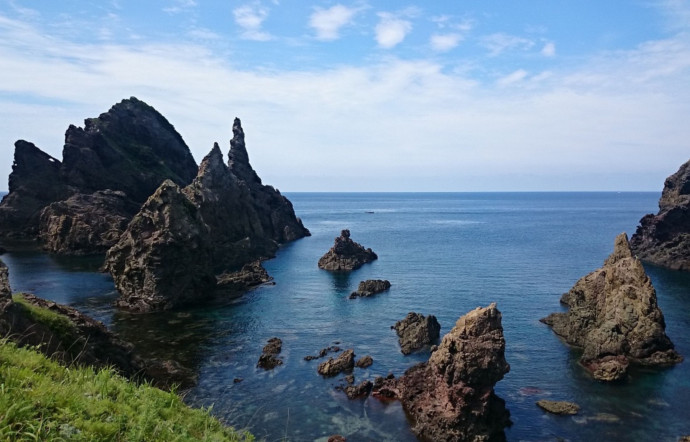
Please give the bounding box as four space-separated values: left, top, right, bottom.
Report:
1 0 689 191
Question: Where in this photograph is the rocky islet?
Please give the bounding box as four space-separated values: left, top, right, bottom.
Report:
318 229 377 271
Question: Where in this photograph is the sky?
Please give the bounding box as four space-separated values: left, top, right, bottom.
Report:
1 1 690 192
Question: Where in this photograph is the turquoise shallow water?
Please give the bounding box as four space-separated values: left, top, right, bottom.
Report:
3 192 690 441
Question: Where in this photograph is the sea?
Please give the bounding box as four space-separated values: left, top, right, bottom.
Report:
2 192 690 441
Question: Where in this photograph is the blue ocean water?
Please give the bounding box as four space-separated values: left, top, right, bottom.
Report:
3 192 690 441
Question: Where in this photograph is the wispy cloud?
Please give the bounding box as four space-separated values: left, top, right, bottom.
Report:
375 12 412 49
164 0 197 14
541 41 556 57
481 33 534 56
497 69 528 86
233 3 272 41
309 4 359 41
430 33 463 52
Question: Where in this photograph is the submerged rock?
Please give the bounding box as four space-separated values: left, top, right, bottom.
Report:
104 181 216 312
258 337 283 370
373 303 511 441
108 124 309 311
0 97 198 247
318 230 377 271
631 159 690 270
536 400 580 415
318 349 355 376
541 233 682 381
349 279 391 299
393 312 441 355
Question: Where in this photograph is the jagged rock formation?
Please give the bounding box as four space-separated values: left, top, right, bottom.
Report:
0 97 198 252
393 312 441 355
318 349 355 376
106 123 309 312
304 345 341 361
541 233 682 381
536 400 580 415
631 159 690 270
39 190 140 255
340 380 373 399
257 337 283 370
355 355 373 368
373 304 511 442
349 279 391 299
105 181 216 312
216 260 273 294
318 230 377 271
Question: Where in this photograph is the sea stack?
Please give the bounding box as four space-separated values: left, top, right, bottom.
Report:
0 97 198 254
541 233 682 381
318 229 377 271
106 121 310 312
374 303 511 441
630 159 690 270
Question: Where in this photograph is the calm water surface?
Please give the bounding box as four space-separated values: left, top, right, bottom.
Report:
3 192 690 441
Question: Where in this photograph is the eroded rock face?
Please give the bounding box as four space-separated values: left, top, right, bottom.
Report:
39 190 139 255
541 233 682 381
393 312 441 355
107 125 309 311
349 279 391 299
630 159 690 270
0 97 198 250
104 181 216 312
318 349 355 376
374 304 511 442
0 259 11 312
318 230 377 271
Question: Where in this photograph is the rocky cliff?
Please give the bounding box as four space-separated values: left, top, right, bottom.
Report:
318 229 377 271
106 121 309 312
541 233 682 381
630 159 690 270
374 304 511 441
0 97 198 253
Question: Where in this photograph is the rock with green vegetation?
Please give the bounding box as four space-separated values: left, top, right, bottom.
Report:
105 180 217 313
108 126 309 311
631 158 690 270
0 97 198 252
541 233 682 381
0 258 11 312
536 400 580 415
0 339 253 441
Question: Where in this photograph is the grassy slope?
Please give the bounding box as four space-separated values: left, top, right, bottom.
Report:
0 323 253 441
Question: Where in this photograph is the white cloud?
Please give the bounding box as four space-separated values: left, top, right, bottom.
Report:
164 0 197 14
497 69 528 86
1 14 690 191
375 12 412 49
541 41 556 57
233 4 272 41
481 33 534 56
430 33 463 52
309 4 358 41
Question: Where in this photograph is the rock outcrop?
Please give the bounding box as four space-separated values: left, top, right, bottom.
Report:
393 312 441 355
104 181 216 312
257 337 283 370
0 97 198 252
630 159 690 270
541 233 682 381
0 259 11 312
216 260 273 294
39 190 140 255
106 123 309 312
355 355 373 368
318 349 355 376
373 304 511 442
349 279 391 299
318 230 377 271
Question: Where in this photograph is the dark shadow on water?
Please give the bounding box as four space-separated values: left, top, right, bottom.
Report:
329 271 352 293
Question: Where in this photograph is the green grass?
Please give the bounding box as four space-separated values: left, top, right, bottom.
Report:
11 294 78 344
0 338 254 441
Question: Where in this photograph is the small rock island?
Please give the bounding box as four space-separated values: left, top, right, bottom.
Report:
318 229 377 271
541 233 682 381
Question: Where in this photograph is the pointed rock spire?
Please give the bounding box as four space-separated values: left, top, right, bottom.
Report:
228 117 261 185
